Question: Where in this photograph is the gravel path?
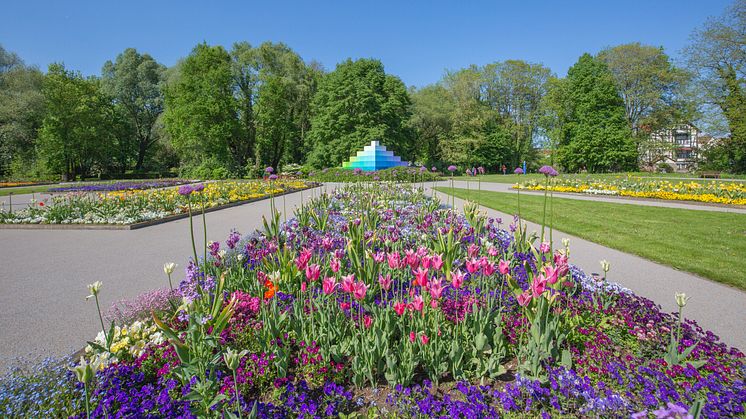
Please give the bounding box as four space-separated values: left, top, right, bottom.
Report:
441 180 746 214
430 184 746 351
0 182 743 372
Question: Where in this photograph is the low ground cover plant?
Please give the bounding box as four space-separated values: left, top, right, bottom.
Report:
48 180 193 193
0 179 312 225
1 180 743 417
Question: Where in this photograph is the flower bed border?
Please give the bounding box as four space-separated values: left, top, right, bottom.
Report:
513 186 746 210
0 185 320 231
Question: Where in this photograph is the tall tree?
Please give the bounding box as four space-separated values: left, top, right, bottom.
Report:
556 54 637 172
409 84 454 166
685 0 746 172
599 43 690 132
101 48 166 171
482 60 551 167
306 58 413 168
38 63 118 179
163 44 239 172
255 74 294 169
0 45 45 177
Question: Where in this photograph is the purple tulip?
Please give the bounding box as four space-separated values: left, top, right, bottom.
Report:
178 185 194 196
447 165 457 172
514 167 524 174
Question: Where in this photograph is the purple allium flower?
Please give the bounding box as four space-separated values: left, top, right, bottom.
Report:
538 165 558 177
354 168 362 175
177 185 194 196
269 174 279 181
431 167 437 172
420 166 426 172
191 183 205 192
514 167 524 174
447 165 457 172
265 166 274 174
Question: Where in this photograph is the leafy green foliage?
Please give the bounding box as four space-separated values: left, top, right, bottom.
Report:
553 54 637 172
307 59 414 168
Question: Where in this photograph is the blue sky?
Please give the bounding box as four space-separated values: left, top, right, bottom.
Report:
1 0 732 87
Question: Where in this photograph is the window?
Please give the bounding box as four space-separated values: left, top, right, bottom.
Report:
676 150 692 160
674 132 690 146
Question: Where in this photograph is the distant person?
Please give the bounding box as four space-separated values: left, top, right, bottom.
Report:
501 164 507 175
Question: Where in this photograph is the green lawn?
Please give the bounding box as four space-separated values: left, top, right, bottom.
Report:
470 172 746 184
436 187 746 290
0 184 58 196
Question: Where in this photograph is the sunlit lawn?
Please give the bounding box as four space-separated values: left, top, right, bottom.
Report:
469 172 746 185
436 187 746 290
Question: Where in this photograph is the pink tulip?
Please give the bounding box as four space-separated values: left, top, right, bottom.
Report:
517 291 532 307
322 277 338 295
405 249 419 269
413 267 429 287
387 252 401 269
353 282 369 300
430 300 439 308
530 274 548 298
373 251 386 264
363 315 372 329
554 252 568 266
498 260 511 275
543 265 559 285
487 246 498 257
341 274 356 293
378 274 393 291
296 248 312 270
420 334 429 345
421 255 432 269
321 236 334 250
330 257 341 273
409 331 416 343
539 242 551 254
417 246 429 257
301 281 307 292
393 301 407 316
305 264 321 282
467 244 480 258
412 295 424 312
482 261 496 277
340 302 351 311
428 278 444 299
451 269 465 289
466 258 480 274
430 254 443 271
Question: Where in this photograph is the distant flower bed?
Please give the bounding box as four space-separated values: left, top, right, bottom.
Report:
48 179 191 193
0 179 312 225
307 166 441 183
0 181 46 188
515 176 746 205
2 183 743 417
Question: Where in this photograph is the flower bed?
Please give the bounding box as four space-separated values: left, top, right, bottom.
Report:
0 181 49 188
1 183 744 417
0 179 312 225
514 176 746 205
47 180 192 193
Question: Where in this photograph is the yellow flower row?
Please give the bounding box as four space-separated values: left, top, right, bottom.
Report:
515 182 746 205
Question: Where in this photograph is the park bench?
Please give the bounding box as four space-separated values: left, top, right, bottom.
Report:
700 171 721 179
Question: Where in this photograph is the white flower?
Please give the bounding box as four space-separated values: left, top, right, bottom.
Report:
163 262 177 275
675 292 690 308
600 260 610 274
86 281 103 300
218 249 227 259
